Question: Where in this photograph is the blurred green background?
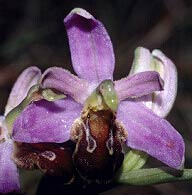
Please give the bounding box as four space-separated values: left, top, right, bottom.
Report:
0 0 192 194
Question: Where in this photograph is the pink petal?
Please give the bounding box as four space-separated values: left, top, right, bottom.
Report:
0 141 20 193
5 66 41 115
129 47 177 117
115 71 163 101
117 101 185 169
12 98 82 143
64 8 115 83
129 47 152 74
152 50 177 117
41 67 92 104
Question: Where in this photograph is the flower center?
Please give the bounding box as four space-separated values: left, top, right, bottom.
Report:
71 80 127 183
83 79 119 115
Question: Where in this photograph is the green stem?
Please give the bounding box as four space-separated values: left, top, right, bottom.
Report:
122 150 148 171
116 167 192 185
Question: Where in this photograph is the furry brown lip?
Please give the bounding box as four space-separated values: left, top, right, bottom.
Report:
72 110 126 184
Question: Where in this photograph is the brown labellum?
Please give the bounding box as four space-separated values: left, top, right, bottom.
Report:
71 110 127 184
13 141 75 183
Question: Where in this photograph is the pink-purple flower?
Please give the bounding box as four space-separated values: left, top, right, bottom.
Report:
11 8 184 184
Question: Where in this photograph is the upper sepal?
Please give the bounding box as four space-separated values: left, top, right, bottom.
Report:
64 8 115 83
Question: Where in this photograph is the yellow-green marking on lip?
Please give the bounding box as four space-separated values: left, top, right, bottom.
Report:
84 80 119 113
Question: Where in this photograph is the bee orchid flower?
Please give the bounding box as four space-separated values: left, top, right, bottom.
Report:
0 67 41 193
12 8 185 183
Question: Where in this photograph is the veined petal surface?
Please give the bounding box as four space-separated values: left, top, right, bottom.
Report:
129 47 177 117
41 67 91 104
12 98 82 143
5 66 41 115
115 71 163 101
117 101 185 169
152 49 177 117
0 141 20 193
64 8 115 83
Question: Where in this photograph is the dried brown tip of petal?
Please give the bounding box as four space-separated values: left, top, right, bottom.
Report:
13 141 75 183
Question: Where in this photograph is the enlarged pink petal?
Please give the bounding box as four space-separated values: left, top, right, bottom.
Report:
115 71 163 101
64 8 115 83
12 98 82 143
0 141 20 193
41 67 91 104
5 66 41 115
152 50 177 117
117 101 185 169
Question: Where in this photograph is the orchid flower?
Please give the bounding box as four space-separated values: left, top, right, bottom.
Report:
0 67 41 193
12 8 185 183
0 66 67 193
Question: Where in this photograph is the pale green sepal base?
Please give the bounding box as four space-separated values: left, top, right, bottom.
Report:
117 167 192 185
115 149 148 183
121 149 148 172
84 79 119 114
42 88 65 101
